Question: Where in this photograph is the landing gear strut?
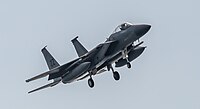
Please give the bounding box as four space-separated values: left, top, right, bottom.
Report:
108 64 120 81
122 49 131 69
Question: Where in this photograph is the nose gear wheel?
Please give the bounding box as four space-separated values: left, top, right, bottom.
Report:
113 71 120 80
88 78 94 88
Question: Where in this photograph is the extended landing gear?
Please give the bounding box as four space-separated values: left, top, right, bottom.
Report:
88 71 95 88
127 62 131 69
108 64 120 81
88 78 94 88
122 49 131 69
113 71 120 80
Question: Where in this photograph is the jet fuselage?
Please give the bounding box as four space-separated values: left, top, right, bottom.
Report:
26 22 151 93
71 24 151 82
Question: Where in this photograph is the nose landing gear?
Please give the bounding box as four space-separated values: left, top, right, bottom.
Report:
127 62 131 68
122 49 132 69
88 77 94 88
113 71 120 80
88 72 94 88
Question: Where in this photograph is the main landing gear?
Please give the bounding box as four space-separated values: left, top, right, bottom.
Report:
87 64 121 88
88 69 95 88
108 64 120 81
87 69 99 88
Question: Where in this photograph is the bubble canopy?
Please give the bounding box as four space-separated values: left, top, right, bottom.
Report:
113 22 133 33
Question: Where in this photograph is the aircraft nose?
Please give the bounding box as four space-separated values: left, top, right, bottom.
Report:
134 24 151 37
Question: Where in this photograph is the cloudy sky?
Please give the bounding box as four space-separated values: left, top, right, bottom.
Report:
0 0 199 109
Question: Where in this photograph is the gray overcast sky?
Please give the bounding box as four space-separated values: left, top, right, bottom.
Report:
0 0 199 109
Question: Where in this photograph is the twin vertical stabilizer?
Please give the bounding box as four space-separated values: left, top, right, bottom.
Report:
71 36 88 57
41 46 60 70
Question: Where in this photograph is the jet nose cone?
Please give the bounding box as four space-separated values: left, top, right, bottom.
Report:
134 24 151 37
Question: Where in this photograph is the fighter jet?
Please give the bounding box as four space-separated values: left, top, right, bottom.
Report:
26 22 151 93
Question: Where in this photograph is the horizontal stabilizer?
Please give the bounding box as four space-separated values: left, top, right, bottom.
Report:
28 80 60 94
26 58 80 83
26 72 49 83
26 68 59 83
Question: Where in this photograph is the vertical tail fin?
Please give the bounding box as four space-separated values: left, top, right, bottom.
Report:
71 36 88 57
41 46 60 70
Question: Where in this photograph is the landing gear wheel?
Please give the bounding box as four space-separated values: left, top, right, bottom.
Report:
113 71 120 81
127 62 131 68
88 78 94 88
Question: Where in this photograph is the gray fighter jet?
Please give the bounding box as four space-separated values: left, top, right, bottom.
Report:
26 22 151 93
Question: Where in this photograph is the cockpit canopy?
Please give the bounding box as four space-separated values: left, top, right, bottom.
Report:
113 22 133 33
